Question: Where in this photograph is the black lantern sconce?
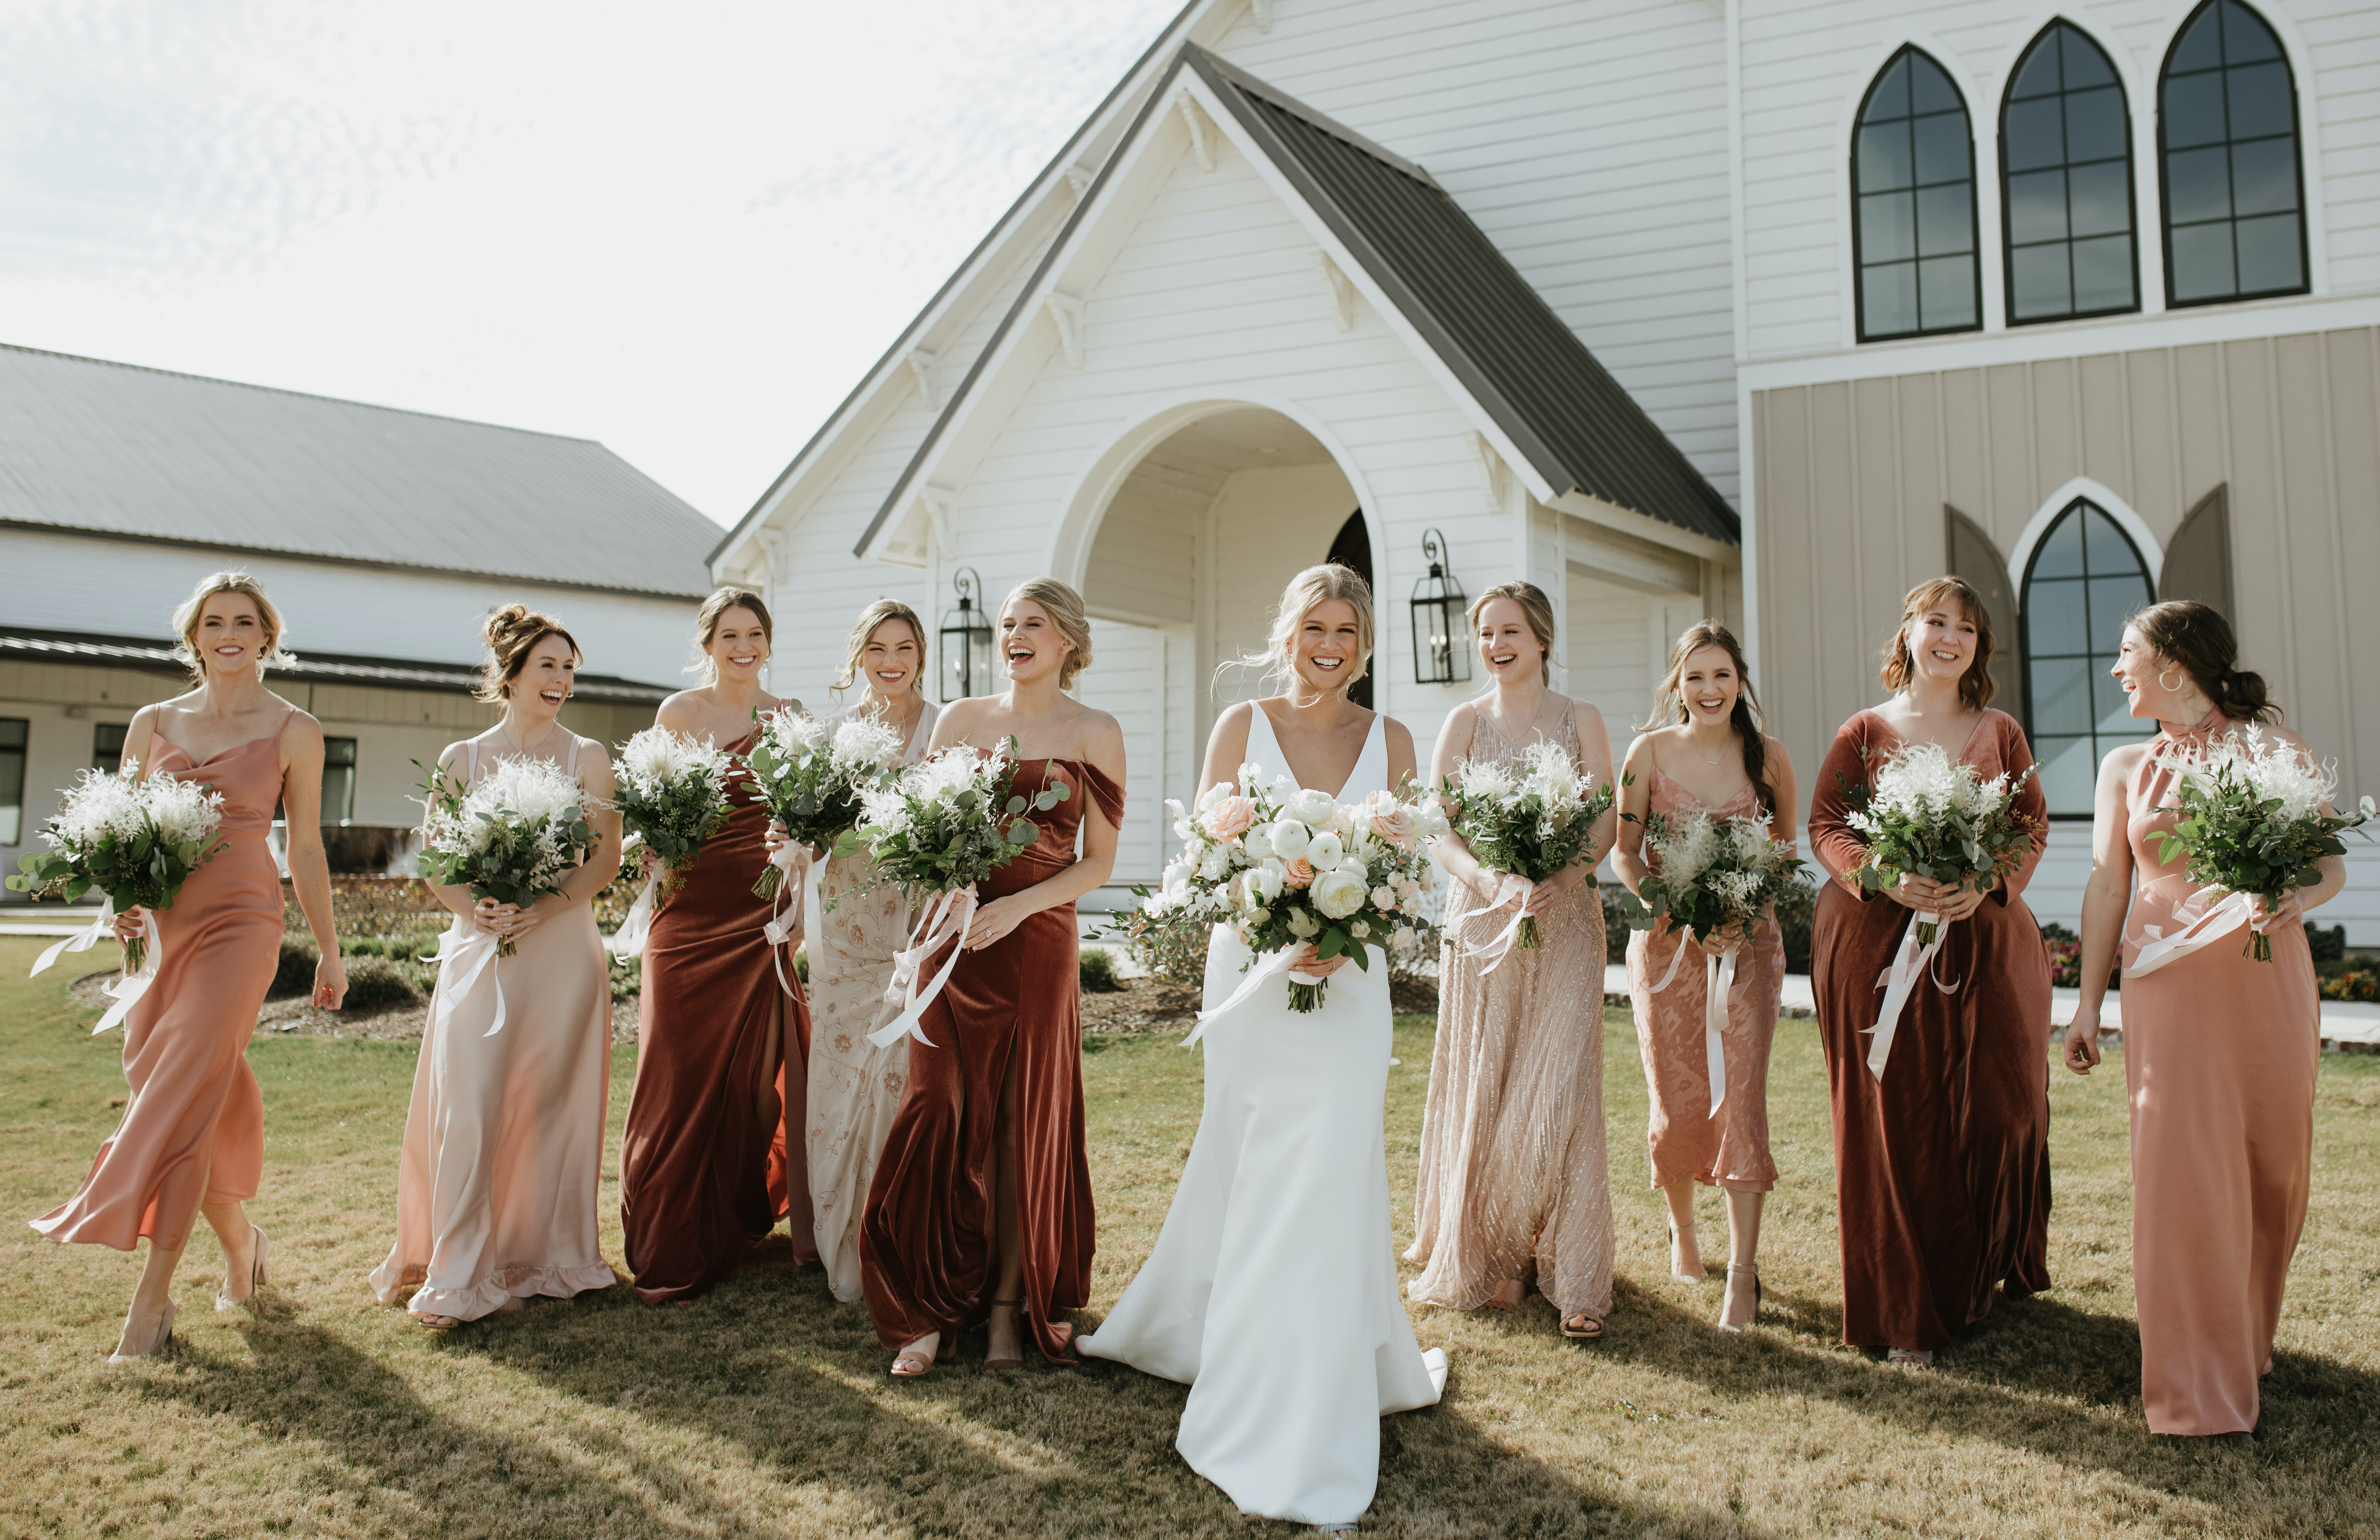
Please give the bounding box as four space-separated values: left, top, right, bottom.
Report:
939 566 996 702
1409 527 1471 685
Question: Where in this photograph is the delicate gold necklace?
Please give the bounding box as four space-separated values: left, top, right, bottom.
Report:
499 718 559 761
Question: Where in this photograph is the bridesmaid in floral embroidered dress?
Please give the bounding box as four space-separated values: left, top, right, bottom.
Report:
34 572 347 1361
1612 623 1795 1333
619 587 804 1304
791 600 938 1303
2062 601 2341 1437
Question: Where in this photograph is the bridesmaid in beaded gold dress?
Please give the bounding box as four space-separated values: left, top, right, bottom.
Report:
795 600 939 1303
1612 624 1795 1333
1407 582 1618 1340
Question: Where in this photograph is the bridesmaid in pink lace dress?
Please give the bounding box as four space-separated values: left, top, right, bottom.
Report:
32 572 348 1361
2062 602 2343 1437
1612 624 1795 1333
1407 582 1618 1340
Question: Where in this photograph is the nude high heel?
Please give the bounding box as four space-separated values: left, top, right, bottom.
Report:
108 1300 175 1364
1717 1262 1761 1332
217 1224 268 1313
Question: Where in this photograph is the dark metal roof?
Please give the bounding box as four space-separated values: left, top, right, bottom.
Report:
1188 49 1739 544
0 628 672 704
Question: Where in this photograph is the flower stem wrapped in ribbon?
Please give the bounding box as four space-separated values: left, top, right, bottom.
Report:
416 754 601 960
2146 724 2374 965
1441 738 1613 962
742 702 904 901
9 766 226 1032
606 727 734 956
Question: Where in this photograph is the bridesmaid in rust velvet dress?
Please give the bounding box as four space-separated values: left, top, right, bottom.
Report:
618 587 809 1304
2062 602 2342 1437
33 572 348 1361
861 578 1125 1377
1807 576 2051 1368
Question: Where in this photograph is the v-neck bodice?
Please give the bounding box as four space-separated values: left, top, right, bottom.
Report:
1243 703 1386 801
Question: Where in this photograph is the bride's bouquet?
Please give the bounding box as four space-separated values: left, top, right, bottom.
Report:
1154 771 1446 1016
1441 739 1614 951
10 767 226 982
1843 741 2038 946
417 755 601 956
743 703 905 899
2150 724 2374 962
1619 807 1805 947
610 727 734 907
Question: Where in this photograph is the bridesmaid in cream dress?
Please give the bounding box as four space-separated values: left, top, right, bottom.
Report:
1407 582 1618 1341
793 600 940 1302
371 605 623 1329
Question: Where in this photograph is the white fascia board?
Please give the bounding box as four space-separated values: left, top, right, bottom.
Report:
1551 490 1739 568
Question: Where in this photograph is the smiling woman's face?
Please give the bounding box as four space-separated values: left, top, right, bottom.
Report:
706 605 769 687
862 617 921 701
1903 602 1979 688
1474 597 1542 683
512 635 579 721
1678 643 1740 725
1291 598 1363 696
999 599 1070 685
194 592 270 680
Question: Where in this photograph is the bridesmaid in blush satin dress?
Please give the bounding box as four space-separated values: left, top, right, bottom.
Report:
2062 602 2343 1437
1612 623 1795 1333
618 588 806 1304
861 578 1125 1376
371 605 623 1329
33 572 348 1362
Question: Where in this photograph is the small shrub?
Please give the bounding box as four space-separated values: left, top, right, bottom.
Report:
1773 879 1815 975
2306 923 2346 963
1079 949 1124 993
272 937 320 998
2321 968 2377 1003
1092 890 1209 989
608 953 642 1002
339 956 424 1012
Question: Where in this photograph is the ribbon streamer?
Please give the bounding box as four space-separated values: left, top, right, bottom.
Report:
30 897 115 979
1180 929 1333 1049
763 840 808 997
867 886 977 1050
28 900 163 1035
1862 911 1960 1080
606 875 658 958
423 919 507 1038
1703 945 1738 1118
2125 888 2257 978
1460 878 1536 976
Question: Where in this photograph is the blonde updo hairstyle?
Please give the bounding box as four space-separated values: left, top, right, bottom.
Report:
1466 580 1557 684
687 586 774 683
1004 578 1095 690
1239 563 1375 697
475 604 582 704
171 570 292 684
832 598 930 696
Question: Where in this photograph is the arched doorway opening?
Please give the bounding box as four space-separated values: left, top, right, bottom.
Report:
1325 508 1373 709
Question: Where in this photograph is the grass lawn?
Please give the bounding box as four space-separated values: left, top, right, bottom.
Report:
3 934 2378 1538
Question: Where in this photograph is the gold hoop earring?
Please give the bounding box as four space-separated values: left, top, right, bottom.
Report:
2158 669 2183 693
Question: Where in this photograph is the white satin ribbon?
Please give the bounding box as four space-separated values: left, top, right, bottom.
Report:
1863 911 1959 1081
424 919 507 1038
2125 888 2256 978
30 897 115 978
763 842 808 997
30 900 162 1035
1646 922 1694 993
867 885 977 1050
605 875 658 958
1179 940 1329 1049
1461 878 1535 976
1703 945 1738 1118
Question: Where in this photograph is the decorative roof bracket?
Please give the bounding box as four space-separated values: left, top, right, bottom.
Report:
906 348 942 410
1176 93 1217 173
1044 291 1087 368
1309 250 1355 332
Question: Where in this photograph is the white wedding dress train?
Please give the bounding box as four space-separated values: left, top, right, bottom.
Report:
1080 708 1445 1528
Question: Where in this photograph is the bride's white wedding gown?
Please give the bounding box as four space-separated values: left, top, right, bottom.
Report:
1080 706 1447 1528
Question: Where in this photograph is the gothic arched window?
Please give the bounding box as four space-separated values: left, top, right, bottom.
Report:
2021 501 2156 815
1854 47 1981 340
2160 0 2307 305
2002 22 2139 323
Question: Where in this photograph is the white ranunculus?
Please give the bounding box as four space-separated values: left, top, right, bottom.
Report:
1306 830 1345 868
1268 819 1312 861
1241 827 1274 862
1311 867 1367 918
1287 787 1339 828
1248 859 1286 903
1350 918 1370 938
1197 843 1233 881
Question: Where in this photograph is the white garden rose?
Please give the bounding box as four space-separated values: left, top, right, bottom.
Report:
1268 819 1312 861
1306 830 1345 868
1371 884 1396 909
1310 867 1367 919
1287 787 1338 828
1349 919 1370 938
1241 827 1274 862
1197 843 1233 881
1248 859 1286 903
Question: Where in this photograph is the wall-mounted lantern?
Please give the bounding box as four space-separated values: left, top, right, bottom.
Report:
939 566 995 702
1409 528 1470 685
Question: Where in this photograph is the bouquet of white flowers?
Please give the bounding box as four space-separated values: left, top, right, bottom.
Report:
418 755 601 958
10 767 226 1032
743 703 905 900
603 727 734 957
1442 739 1614 955
2142 725 2374 966
1842 741 2039 947
1154 769 1446 1025
838 740 1071 1048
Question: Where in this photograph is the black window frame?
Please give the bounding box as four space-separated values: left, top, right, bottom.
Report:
1851 44 1985 343
93 722 129 773
2018 500 2158 819
2000 20 2143 327
2156 0 2310 309
0 718 26 847
321 735 359 824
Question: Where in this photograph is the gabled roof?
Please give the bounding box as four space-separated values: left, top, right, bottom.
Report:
0 344 722 599
0 627 671 702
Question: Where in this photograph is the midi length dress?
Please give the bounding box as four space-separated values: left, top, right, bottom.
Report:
859 757 1122 1360
34 721 287 1251
1808 708 2052 1352
2121 710 2321 1435
1405 706 1614 1323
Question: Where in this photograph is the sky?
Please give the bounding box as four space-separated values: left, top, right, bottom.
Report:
0 0 1189 526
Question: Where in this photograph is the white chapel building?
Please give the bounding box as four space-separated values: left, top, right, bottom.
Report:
715 0 2380 940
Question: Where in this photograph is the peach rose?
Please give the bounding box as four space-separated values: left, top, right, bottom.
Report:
1282 856 1316 890
1366 800 1415 848
1201 794 1259 840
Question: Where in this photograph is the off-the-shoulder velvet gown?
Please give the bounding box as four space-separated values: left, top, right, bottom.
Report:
859 757 1123 1361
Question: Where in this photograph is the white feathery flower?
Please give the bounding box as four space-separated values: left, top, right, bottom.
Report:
144 773 224 847
829 716 904 773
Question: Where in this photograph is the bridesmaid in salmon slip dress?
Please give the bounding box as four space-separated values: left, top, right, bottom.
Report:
861 578 1125 1376
1407 582 1619 1341
371 605 623 1329
1807 577 2051 1368
1612 623 1796 1333
34 572 347 1361
793 599 938 1302
618 587 808 1304
2061 601 2344 1437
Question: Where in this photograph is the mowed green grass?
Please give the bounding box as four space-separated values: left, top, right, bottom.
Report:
2 933 2377 1538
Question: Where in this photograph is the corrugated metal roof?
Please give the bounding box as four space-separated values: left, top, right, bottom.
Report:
0 344 722 598
0 627 671 703
1189 50 1739 545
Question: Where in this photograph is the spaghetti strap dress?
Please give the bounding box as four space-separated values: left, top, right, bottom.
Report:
33 717 287 1250
370 737 618 1321
619 725 807 1304
859 755 1123 1361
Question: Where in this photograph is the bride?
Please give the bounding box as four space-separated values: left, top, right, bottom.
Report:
1081 564 1447 1533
